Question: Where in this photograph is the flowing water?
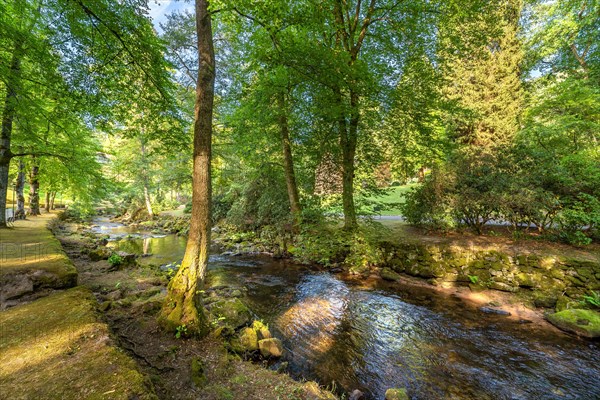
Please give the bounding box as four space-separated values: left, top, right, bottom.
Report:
92 218 600 400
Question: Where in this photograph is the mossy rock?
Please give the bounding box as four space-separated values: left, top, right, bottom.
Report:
534 293 559 309
348 264 370 276
88 247 111 261
251 320 272 340
385 388 409 400
380 267 402 282
208 298 252 329
546 309 600 339
258 338 283 358
238 327 259 352
489 282 518 292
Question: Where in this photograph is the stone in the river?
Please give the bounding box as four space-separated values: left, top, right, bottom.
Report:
258 338 283 358
385 388 409 400
380 267 402 282
349 389 365 400
479 306 511 316
546 309 600 339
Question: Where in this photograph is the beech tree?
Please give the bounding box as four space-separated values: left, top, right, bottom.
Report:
159 0 215 336
0 0 173 227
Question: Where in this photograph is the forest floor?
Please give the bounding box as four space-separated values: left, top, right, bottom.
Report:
1 214 336 400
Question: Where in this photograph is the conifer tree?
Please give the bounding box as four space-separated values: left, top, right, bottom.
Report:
443 0 524 151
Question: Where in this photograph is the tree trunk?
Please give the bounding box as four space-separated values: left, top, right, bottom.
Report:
140 136 154 218
50 191 56 210
0 42 22 228
45 191 51 212
336 88 358 230
159 0 214 337
276 91 302 226
28 162 41 216
15 159 26 218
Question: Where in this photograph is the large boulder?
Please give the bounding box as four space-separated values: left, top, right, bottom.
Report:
258 338 283 358
546 309 600 339
207 298 252 329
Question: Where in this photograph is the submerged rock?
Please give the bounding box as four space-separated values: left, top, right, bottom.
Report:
479 306 511 316
546 309 600 339
349 389 365 400
385 388 409 400
258 338 283 358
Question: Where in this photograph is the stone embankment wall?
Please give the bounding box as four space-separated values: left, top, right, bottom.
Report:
378 241 599 309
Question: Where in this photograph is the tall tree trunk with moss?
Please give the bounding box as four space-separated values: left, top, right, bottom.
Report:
28 161 41 216
276 91 302 226
159 0 214 336
0 42 22 228
15 159 26 218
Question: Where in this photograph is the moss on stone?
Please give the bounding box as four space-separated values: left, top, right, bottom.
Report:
546 309 600 338
385 388 409 400
208 298 252 329
238 327 259 351
380 267 402 281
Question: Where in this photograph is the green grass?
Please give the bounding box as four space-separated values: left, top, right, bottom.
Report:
0 287 156 399
359 184 417 216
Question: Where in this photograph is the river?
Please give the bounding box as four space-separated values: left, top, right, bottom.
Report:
91 218 600 400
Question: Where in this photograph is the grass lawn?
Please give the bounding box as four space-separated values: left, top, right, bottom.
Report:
359 184 417 216
0 213 78 302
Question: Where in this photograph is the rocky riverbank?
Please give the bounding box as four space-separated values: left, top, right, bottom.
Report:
52 217 339 400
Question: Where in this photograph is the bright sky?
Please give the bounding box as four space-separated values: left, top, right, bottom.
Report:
147 0 194 29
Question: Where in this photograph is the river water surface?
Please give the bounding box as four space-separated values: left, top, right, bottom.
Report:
92 218 600 400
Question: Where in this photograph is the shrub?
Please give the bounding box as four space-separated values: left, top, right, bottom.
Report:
108 253 123 267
